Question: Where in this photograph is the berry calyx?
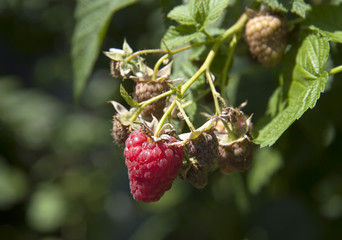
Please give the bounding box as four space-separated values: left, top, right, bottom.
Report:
124 129 184 202
245 10 287 66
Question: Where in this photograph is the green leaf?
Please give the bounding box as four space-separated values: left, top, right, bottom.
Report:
167 5 196 25
247 148 283 194
303 4 342 43
120 84 139 107
290 0 311 18
254 33 330 147
256 0 288 12
203 0 230 28
168 0 230 28
190 0 230 28
72 0 138 100
162 25 200 49
256 0 311 17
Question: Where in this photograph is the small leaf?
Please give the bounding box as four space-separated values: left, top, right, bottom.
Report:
72 0 138 100
303 4 342 43
120 84 139 107
254 33 330 147
193 0 208 26
256 0 288 12
247 148 283 194
103 49 125 61
167 4 196 25
162 25 200 49
257 0 311 17
189 0 230 29
203 0 231 28
122 39 134 55
290 0 311 18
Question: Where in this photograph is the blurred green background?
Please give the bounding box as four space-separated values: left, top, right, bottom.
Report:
1 0 342 239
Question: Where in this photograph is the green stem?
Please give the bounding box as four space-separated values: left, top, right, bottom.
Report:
176 100 195 131
125 40 214 62
201 29 214 41
180 13 248 95
221 34 238 95
153 54 170 81
329 65 342 75
125 49 167 62
129 89 175 122
154 100 177 137
219 13 247 42
206 70 221 115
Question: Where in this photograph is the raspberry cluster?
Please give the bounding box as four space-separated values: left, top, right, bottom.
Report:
107 37 256 203
124 130 184 202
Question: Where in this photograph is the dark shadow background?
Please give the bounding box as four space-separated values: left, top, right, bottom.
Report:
1 0 342 239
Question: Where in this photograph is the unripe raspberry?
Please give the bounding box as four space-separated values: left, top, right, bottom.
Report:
217 136 254 174
110 60 121 78
134 81 169 121
245 13 287 66
186 130 218 168
184 162 208 189
111 115 131 146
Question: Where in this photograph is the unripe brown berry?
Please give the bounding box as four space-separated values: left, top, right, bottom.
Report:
134 81 169 121
186 130 219 168
217 136 254 174
184 162 208 189
245 13 287 66
111 115 132 146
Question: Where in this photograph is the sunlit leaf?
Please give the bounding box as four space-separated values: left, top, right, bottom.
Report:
256 0 311 17
254 33 329 147
72 0 138 100
290 0 311 18
167 4 195 25
162 25 200 49
256 0 287 12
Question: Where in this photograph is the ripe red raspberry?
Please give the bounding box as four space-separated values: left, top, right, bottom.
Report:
245 13 287 66
124 129 184 202
134 81 169 121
